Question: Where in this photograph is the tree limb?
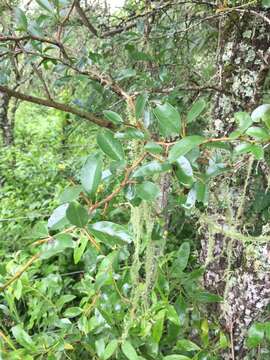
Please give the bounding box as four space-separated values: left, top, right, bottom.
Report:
0 85 114 129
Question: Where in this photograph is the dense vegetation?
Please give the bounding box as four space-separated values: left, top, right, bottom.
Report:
0 0 270 359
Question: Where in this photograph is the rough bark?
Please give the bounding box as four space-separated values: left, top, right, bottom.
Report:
201 9 270 358
0 91 13 146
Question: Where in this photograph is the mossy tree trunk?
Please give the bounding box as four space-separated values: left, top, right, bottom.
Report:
0 91 13 147
201 9 270 358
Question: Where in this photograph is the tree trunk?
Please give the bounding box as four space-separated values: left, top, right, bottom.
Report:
0 91 13 146
201 9 270 358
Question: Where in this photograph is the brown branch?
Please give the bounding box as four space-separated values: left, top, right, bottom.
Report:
0 253 40 292
74 0 98 37
0 85 114 129
0 35 69 59
89 154 146 212
57 0 76 42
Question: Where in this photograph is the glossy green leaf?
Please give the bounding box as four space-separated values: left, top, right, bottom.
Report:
97 129 125 161
182 187 196 210
64 307 83 318
136 181 160 201
132 161 171 178
41 234 74 259
262 0 270 7
195 180 208 205
144 142 163 154
234 143 264 160
121 341 138 360
175 156 194 187
48 203 69 230
251 104 270 121
74 236 88 264
15 8 28 31
187 99 206 123
245 126 270 141
80 154 102 198
172 242 190 273
103 340 118 360
169 136 205 162
36 0 54 12
115 128 147 140
153 103 181 137
163 355 191 360
135 93 148 120
246 323 265 348
66 202 89 228
59 185 83 204
11 325 37 352
176 339 200 351
103 110 123 124
89 221 132 245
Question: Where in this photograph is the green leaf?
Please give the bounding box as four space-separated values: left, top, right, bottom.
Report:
234 143 264 160
182 187 197 210
144 142 163 154
136 181 160 201
246 323 265 348
135 93 148 120
121 341 138 360
97 129 125 161
11 325 37 352
262 0 270 7
48 204 69 230
74 236 88 264
163 355 191 360
176 339 201 351
153 103 181 137
66 202 88 228
63 307 83 318
59 186 82 203
56 295 76 309
36 0 54 12
245 126 270 141
172 242 190 273
103 340 118 360
132 161 171 178
175 156 194 187
89 221 132 245
103 110 123 124
195 180 208 205
41 234 74 259
167 305 180 326
234 112 253 131
80 154 102 198
169 136 205 163
152 310 166 343
115 128 147 140
195 291 222 303
251 104 270 121
187 99 206 123
219 332 229 349
31 221 49 239
115 68 136 81
15 8 28 31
